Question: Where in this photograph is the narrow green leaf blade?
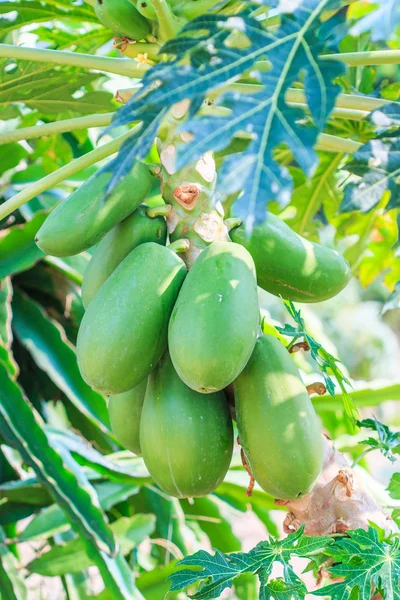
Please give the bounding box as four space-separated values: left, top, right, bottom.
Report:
28 514 156 576
0 525 27 600
0 362 116 556
20 481 140 542
0 213 47 278
11 291 110 435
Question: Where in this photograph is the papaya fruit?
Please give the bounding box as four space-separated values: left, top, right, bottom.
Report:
81 205 167 308
140 352 233 498
234 334 324 499
168 242 259 393
230 213 351 303
77 243 186 394
108 378 147 455
94 0 151 40
134 0 157 19
36 162 152 257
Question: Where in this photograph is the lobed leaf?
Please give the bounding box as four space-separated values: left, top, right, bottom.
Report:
108 0 346 229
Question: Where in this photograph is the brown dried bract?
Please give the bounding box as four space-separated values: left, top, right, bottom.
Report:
306 382 327 396
289 341 310 354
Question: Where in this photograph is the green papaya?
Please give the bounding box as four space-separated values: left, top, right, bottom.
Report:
81 205 167 308
134 0 157 19
77 243 186 394
140 352 233 498
94 0 151 39
168 242 259 393
108 378 147 455
234 334 324 499
36 162 152 257
230 213 351 303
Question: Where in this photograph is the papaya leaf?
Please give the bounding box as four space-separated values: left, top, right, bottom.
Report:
313 527 400 600
169 526 332 600
0 212 47 278
0 525 27 600
357 417 400 462
287 153 344 237
0 1 97 36
350 0 400 42
340 105 400 214
0 60 113 119
108 0 346 228
11 291 111 436
276 300 358 423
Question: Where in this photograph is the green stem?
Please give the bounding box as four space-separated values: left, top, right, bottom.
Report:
323 49 400 66
0 44 149 78
168 238 190 253
0 125 142 222
114 42 160 60
351 448 373 468
151 0 182 42
316 133 361 154
146 204 172 218
224 217 243 231
254 50 400 72
0 113 114 146
286 336 300 352
212 84 399 117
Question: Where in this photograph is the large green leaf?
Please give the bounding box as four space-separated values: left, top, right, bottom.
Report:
287 153 344 237
0 1 97 36
20 481 141 542
28 514 156 576
0 212 47 278
0 60 114 119
11 291 111 435
0 478 52 506
0 363 116 554
0 525 27 600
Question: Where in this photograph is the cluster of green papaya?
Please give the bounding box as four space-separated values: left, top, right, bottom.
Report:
35 160 351 500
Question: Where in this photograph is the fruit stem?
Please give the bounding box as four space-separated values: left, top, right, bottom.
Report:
168 239 190 253
114 41 160 60
0 113 114 146
146 204 172 218
0 125 142 222
351 447 373 468
151 0 183 42
317 133 361 154
224 217 243 231
0 44 150 78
